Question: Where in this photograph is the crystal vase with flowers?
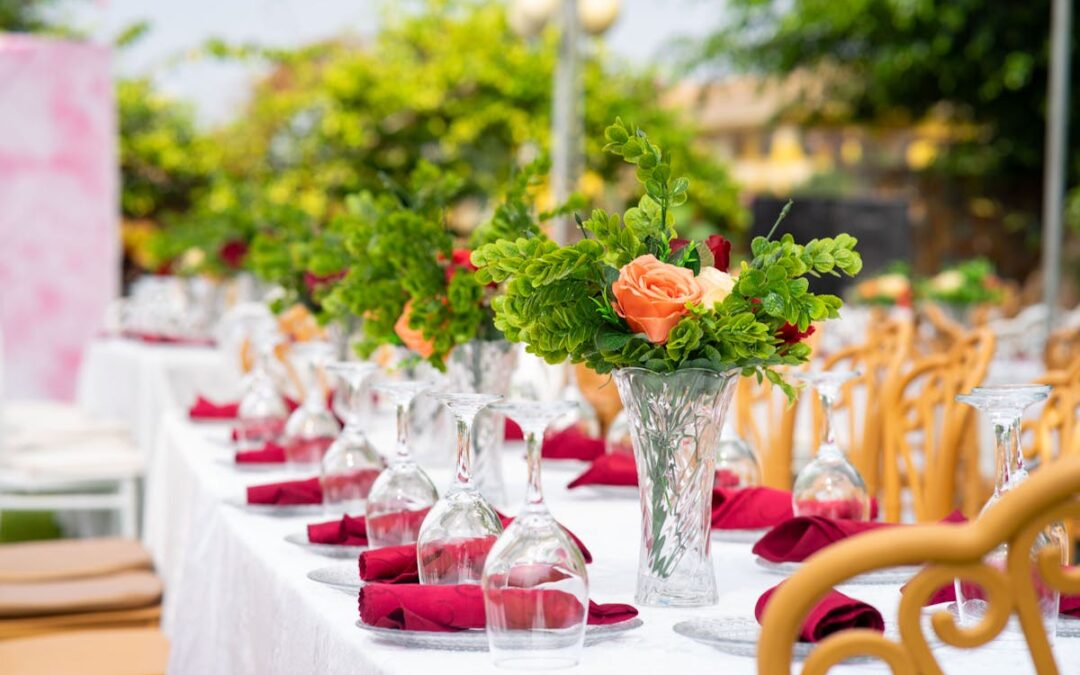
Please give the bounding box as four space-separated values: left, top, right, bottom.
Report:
328 162 563 505
472 118 863 607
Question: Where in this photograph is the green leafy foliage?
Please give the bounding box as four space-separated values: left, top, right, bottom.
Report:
917 258 1003 306
474 120 863 396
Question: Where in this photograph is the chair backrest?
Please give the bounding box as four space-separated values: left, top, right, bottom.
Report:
1024 362 1080 466
880 328 996 522
811 317 914 496
917 303 966 354
734 374 799 490
758 453 1080 675
1045 326 1080 373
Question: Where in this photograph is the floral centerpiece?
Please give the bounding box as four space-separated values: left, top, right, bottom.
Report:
472 118 862 606
852 263 913 308
919 258 1003 307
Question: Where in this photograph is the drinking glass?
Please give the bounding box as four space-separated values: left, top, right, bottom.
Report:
714 421 761 490
235 328 288 450
416 393 505 585
365 380 440 549
282 341 341 467
321 362 384 515
604 410 633 454
482 400 588 669
791 370 870 520
954 384 1062 639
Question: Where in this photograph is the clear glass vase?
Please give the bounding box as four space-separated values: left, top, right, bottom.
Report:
447 339 518 508
612 367 739 607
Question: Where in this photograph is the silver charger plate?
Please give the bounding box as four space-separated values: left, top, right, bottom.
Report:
224 498 326 517
674 616 893 663
285 532 365 559
307 564 360 594
712 528 768 544
755 556 920 585
569 485 638 500
1059 615 1080 638
355 617 644 651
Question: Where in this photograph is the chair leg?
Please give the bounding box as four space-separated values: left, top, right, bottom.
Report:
118 479 138 540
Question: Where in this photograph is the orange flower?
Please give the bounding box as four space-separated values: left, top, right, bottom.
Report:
394 301 435 358
612 255 703 344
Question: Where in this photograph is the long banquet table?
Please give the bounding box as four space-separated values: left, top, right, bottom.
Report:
143 408 1080 675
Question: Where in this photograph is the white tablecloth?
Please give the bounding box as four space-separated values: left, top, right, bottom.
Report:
145 412 1078 675
75 338 235 453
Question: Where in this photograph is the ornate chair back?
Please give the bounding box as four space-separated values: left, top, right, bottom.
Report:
880 329 996 522
758 453 1080 675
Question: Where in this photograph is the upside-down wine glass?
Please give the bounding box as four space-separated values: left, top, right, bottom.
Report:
954 384 1062 639
234 327 288 450
364 380 440 549
282 341 341 467
320 362 384 515
482 400 588 669
791 370 871 520
416 393 505 585
714 421 761 490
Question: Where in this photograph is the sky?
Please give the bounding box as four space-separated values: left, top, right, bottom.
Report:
55 0 723 126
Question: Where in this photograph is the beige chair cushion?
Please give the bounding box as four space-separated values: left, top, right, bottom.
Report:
0 571 162 618
0 605 161 640
0 538 152 583
0 627 168 674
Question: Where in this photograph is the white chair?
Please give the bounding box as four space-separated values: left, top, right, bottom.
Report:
0 402 142 539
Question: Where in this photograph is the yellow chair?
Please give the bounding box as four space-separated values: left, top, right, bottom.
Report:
810 317 914 496
758 453 1080 674
1023 363 1080 467
0 626 168 674
733 374 799 490
880 329 996 522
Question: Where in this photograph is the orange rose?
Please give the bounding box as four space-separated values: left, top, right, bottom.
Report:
612 255 703 343
394 301 435 359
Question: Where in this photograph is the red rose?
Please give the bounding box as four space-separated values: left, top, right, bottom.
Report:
777 322 815 345
669 235 731 272
219 240 248 269
445 248 479 284
303 269 347 294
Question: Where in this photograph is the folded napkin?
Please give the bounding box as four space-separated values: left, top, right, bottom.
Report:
567 452 637 489
711 487 794 530
909 575 1079 614
753 517 891 563
755 583 884 642
755 510 965 563
306 510 431 547
358 517 594 583
360 537 497 584
308 514 369 546
542 426 606 461
123 331 214 347
246 477 322 505
189 397 239 420
358 583 638 632
792 497 873 521
505 420 523 441
235 442 286 464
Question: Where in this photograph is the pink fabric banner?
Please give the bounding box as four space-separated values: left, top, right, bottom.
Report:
0 35 118 399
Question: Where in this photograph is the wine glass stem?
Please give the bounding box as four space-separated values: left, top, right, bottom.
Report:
454 414 473 485
820 388 839 453
991 413 1021 495
395 400 411 463
304 363 323 408
524 429 544 507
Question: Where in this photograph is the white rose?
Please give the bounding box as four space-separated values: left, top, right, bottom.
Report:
696 267 736 308
877 273 910 298
932 270 964 294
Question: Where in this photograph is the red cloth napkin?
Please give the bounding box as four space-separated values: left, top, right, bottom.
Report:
189 396 240 420
358 516 594 583
753 517 892 563
755 583 884 642
711 486 794 530
542 426 606 461
308 514 369 546
567 452 637 489
235 442 286 464
358 583 638 632
246 477 322 505
360 537 497 584
123 331 214 347
505 419 523 441
754 511 966 563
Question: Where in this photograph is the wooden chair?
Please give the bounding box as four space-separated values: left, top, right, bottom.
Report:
0 627 168 674
1023 362 1080 467
810 317 914 496
880 328 996 522
1045 325 1080 373
917 303 966 355
758 452 1080 674
734 375 799 490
